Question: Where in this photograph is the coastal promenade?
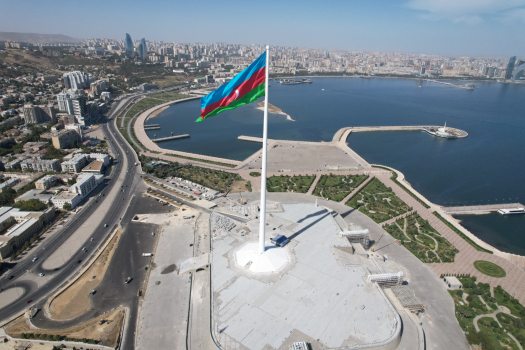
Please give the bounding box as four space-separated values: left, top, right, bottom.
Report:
374 173 525 304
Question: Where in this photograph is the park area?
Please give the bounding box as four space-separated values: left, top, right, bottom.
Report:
346 177 411 223
449 276 525 350
384 213 458 263
266 175 316 193
312 174 368 202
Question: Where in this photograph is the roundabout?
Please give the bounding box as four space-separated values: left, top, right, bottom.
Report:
473 260 507 278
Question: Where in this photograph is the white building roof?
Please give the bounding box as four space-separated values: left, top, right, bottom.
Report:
5 218 37 237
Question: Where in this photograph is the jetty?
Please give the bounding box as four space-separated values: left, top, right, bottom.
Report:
144 124 159 127
441 203 524 215
238 136 265 143
152 134 190 143
427 80 477 90
333 125 468 142
144 126 160 130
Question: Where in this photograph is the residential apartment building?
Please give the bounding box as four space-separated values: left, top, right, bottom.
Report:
22 104 57 124
35 175 57 190
51 129 81 149
0 177 20 193
50 192 81 210
68 174 98 198
61 154 90 173
20 159 61 172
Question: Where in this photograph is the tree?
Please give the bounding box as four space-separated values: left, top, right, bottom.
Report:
62 203 71 211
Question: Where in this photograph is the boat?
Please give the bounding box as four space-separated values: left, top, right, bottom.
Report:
497 207 525 215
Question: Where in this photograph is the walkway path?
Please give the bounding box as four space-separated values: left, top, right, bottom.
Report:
340 175 374 204
306 174 321 195
375 173 525 305
471 301 522 350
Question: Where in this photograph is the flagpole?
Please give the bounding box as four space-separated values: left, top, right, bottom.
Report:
258 45 270 255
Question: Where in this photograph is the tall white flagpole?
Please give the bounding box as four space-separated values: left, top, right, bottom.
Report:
258 45 270 254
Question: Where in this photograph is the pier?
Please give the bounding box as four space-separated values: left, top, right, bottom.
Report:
152 134 190 142
441 203 524 214
144 124 159 127
333 125 468 142
144 126 160 130
238 136 265 143
427 79 477 90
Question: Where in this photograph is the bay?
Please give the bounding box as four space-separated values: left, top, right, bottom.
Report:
149 77 525 255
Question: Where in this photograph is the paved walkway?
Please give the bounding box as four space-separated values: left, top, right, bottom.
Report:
306 174 321 195
339 175 374 204
380 210 417 226
375 174 525 305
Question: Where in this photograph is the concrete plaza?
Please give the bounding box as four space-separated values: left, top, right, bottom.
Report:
211 203 401 350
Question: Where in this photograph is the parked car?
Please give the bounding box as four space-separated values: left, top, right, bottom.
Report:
38 273 45 277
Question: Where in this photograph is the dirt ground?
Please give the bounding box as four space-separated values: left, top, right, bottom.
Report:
49 230 122 320
145 105 169 121
151 75 188 88
1 49 57 71
4 309 124 348
230 180 249 193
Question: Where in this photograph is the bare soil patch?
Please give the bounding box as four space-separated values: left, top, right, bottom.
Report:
5 309 124 348
49 230 122 320
230 180 248 193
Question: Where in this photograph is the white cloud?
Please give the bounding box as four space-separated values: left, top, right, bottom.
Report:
406 0 525 23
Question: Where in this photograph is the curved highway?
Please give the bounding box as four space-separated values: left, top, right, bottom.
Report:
0 94 142 336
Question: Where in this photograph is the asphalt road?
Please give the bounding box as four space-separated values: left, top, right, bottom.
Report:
0 93 148 349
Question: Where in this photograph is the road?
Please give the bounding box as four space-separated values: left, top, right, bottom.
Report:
0 92 150 349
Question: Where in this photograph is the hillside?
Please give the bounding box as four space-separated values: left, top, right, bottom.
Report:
0 32 79 44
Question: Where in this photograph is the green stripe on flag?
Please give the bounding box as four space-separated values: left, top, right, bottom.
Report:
196 83 265 122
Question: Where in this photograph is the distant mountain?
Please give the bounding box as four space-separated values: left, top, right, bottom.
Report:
0 32 80 44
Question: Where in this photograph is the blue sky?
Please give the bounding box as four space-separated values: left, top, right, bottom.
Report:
1 0 524 56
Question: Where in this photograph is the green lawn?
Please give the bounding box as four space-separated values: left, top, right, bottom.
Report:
474 260 507 278
312 174 368 202
267 175 315 193
346 177 411 223
384 213 458 263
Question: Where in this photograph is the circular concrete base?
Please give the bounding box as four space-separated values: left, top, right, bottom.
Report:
234 242 291 274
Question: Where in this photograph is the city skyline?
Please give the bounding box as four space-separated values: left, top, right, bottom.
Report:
1 0 525 56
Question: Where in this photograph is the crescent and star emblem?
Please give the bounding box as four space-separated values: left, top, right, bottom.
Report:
227 89 239 104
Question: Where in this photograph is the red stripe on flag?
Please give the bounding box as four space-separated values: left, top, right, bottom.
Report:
200 67 265 117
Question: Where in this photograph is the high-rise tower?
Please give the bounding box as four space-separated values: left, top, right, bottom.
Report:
125 33 133 58
505 56 516 80
140 38 147 58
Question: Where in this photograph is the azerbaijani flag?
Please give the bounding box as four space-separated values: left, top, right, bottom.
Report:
196 52 266 122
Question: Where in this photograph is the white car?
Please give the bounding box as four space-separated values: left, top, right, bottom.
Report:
38 273 45 277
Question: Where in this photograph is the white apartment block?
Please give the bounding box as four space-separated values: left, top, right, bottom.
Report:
61 154 90 173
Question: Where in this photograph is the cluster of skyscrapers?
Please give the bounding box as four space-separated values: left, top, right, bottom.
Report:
125 33 147 59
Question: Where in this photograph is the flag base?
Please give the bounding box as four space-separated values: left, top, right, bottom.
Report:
234 242 291 274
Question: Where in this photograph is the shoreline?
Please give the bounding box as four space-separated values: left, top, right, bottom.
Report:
145 105 169 121
134 97 524 264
